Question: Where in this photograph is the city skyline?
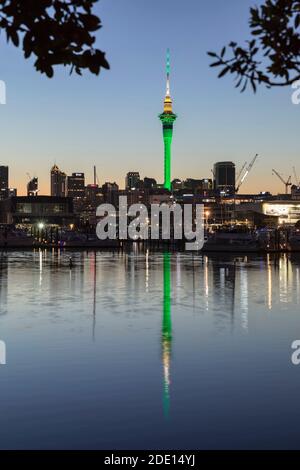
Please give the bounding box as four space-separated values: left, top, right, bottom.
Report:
0 0 300 195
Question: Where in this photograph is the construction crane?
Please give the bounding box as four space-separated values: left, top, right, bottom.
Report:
236 161 247 184
272 169 292 194
293 166 300 186
236 154 259 193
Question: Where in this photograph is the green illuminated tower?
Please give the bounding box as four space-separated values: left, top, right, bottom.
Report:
159 49 177 191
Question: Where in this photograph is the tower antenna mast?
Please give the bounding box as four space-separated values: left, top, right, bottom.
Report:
166 48 171 97
159 49 177 191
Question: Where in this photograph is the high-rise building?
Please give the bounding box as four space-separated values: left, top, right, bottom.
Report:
27 177 38 196
125 172 140 190
159 49 177 191
102 182 119 206
67 173 85 200
143 177 157 190
213 162 236 194
51 164 67 197
0 166 9 200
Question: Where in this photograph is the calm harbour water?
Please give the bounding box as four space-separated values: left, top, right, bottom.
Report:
0 249 300 449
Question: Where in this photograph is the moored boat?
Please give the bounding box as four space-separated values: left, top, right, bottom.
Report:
288 229 300 252
203 227 260 253
0 228 35 247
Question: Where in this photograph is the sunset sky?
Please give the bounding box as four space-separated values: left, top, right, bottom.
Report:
0 0 299 195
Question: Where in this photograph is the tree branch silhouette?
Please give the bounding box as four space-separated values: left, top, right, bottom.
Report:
0 0 109 77
208 0 300 92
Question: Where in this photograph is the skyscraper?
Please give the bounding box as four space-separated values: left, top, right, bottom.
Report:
125 172 140 190
159 49 177 191
67 173 85 200
0 166 9 200
27 177 38 196
101 182 119 206
51 164 67 197
213 162 236 194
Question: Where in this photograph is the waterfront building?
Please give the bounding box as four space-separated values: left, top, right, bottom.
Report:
0 196 75 226
235 200 300 226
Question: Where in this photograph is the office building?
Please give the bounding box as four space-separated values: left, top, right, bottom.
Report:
125 172 140 190
0 165 9 200
51 164 67 197
67 173 85 200
213 162 236 194
102 182 119 206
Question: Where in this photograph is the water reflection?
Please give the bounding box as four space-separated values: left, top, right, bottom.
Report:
91 252 97 341
162 252 172 418
1 250 300 449
239 266 248 331
0 253 7 316
267 254 272 310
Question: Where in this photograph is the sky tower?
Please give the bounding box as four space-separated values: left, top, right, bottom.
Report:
159 49 177 191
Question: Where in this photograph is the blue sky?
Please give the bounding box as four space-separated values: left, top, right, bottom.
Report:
0 0 299 194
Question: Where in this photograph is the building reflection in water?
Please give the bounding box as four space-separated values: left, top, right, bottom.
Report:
145 249 149 293
239 266 249 331
0 253 8 316
91 251 97 341
204 255 209 311
39 249 43 286
267 254 272 310
162 252 172 418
